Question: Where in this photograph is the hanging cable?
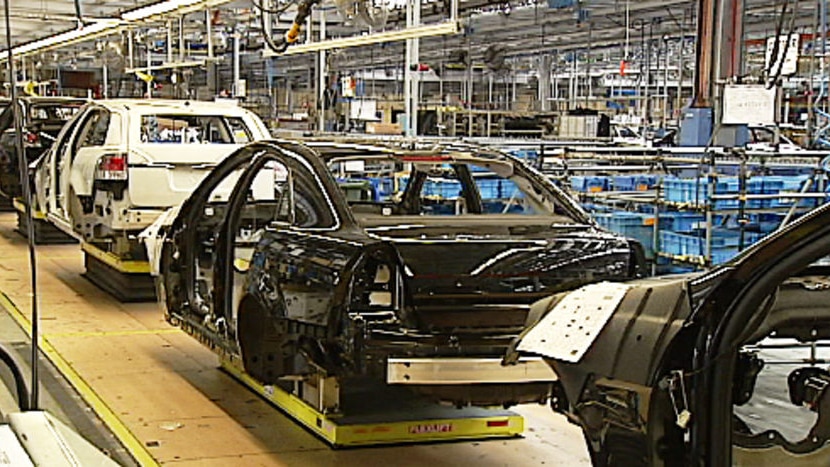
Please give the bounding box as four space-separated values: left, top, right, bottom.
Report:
73 0 88 28
765 0 799 88
3 0 40 411
766 0 791 78
258 0 321 54
768 0 800 88
252 0 293 16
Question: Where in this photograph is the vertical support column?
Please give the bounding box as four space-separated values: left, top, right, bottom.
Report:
206 8 214 59
318 9 326 132
232 28 241 96
692 0 716 108
711 0 746 147
127 29 134 70
167 20 173 63
680 0 744 147
538 54 551 112
404 0 420 137
102 65 108 98
179 16 185 62
466 40 474 135
146 43 152 98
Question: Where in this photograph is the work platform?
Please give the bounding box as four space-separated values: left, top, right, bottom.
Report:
81 242 156 302
221 355 523 447
13 198 155 301
0 211 589 465
13 198 76 245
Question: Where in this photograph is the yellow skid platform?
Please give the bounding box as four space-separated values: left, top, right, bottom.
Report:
220 355 524 447
81 242 150 274
81 242 156 302
13 198 76 244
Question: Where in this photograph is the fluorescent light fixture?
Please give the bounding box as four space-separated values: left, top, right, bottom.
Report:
121 0 236 22
125 59 211 73
121 0 203 21
264 21 460 56
0 0 237 61
0 20 121 61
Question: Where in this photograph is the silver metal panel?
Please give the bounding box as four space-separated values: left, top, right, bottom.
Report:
0 425 34 467
8 411 119 467
517 281 631 363
387 357 557 384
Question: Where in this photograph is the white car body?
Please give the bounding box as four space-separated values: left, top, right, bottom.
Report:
611 124 648 147
33 99 269 242
746 126 804 152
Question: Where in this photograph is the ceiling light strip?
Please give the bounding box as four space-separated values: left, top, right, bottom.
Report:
125 59 210 73
0 20 121 60
264 21 460 56
121 0 233 22
0 0 235 61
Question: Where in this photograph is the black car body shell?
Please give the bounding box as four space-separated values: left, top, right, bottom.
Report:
0 97 86 199
155 139 646 406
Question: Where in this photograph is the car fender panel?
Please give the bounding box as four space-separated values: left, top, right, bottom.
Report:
521 276 693 403
517 281 632 363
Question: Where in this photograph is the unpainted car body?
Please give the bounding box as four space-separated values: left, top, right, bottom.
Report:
33 99 269 246
512 203 830 465
0 97 86 199
144 139 647 409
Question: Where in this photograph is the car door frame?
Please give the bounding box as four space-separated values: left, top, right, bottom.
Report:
212 142 348 326
688 202 830 464
42 106 89 222
160 141 352 334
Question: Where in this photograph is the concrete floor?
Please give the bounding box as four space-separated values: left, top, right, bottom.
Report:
0 212 590 466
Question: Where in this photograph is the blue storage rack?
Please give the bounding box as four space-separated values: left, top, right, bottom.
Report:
663 175 814 209
571 176 610 193
592 211 660 260
612 175 658 192
660 229 766 265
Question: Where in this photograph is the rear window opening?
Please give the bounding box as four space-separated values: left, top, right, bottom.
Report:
328 154 563 218
140 114 252 144
29 103 83 122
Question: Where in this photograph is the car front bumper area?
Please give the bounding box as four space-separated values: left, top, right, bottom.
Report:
387 357 557 385
386 357 557 407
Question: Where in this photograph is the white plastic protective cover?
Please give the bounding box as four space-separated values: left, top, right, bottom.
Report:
517 281 631 363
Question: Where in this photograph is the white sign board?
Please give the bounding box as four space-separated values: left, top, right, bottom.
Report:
343 160 365 172
722 85 777 125
765 34 799 76
349 99 378 121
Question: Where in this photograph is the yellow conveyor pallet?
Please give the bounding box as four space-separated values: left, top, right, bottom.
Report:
220 354 524 447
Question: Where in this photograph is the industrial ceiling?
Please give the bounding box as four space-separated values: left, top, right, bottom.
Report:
0 0 821 81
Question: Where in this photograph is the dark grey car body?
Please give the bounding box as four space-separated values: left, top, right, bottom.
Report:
0 97 85 199
152 140 646 407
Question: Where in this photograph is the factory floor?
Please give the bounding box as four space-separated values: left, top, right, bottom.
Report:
0 211 590 466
